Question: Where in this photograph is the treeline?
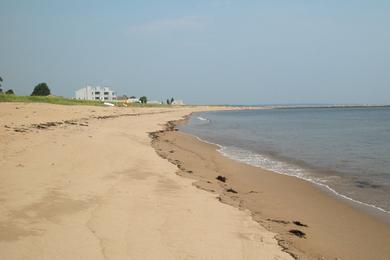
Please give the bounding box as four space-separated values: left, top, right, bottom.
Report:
0 76 51 96
0 76 14 95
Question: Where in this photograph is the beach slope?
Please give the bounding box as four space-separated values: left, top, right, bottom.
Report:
0 103 291 259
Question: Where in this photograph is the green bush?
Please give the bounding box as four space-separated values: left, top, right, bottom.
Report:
0 76 3 93
139 96 147 104
31 83 51 96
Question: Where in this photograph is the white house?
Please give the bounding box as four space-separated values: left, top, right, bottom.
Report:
75 86 116 101
172 100 185 105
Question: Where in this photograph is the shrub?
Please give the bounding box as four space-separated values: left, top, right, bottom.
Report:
139 96 147 104
0 76 3 93
31 83 51 96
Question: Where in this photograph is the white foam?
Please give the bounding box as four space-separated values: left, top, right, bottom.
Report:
192 135 390 215
197 116 209 122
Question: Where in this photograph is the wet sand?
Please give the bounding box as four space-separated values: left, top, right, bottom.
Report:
152 120 390 260
0 103 291 259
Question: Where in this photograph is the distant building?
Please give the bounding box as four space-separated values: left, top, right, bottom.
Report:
127 97 140 103
172 100 185 105
75 86 116 101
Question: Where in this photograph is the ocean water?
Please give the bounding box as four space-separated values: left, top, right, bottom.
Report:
179 108 390 214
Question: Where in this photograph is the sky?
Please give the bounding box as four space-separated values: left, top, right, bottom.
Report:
0 0 389 105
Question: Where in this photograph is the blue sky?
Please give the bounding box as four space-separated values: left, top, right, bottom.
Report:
0 0 389 104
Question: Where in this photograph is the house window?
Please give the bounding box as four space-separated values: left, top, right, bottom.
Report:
95 97 100 100
104 92 109 95
104 97 108 100
95 91 100 95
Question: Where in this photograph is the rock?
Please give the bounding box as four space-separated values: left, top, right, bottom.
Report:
216 175 227 182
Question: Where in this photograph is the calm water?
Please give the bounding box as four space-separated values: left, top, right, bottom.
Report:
179 108 390 213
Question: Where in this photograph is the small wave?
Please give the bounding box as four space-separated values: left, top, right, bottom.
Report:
197 116 209 122
192 135 390 215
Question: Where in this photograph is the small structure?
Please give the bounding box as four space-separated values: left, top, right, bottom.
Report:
172 100 185 105
127 97 140 103
103 102 115 107
75 85 116 101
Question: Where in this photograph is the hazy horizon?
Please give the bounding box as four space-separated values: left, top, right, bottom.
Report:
1 1 389 105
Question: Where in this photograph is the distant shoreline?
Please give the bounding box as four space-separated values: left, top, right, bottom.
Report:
217 104 390 109
272 104 390 109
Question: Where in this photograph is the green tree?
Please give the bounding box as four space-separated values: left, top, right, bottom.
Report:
31 83 51 96
139 96 147 104
5 89 14 95
166 98 170 105
170 97 174 104
0 76 3 93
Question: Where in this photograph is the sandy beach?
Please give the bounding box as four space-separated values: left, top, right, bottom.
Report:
0 102 291 259
152 119 390 260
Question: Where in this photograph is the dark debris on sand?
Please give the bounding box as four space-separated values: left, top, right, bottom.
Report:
289 229 306 238
216 175 227 182
293 221 308 227
226 188 238 194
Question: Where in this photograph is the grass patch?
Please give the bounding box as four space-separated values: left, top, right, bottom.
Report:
0 95 105 106
0 94 189 107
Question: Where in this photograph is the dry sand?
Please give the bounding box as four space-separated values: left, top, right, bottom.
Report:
152 123 390 260
0 102 292 260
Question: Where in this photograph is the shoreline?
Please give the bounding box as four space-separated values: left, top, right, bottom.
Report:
151 116 390 260
191 133 390 220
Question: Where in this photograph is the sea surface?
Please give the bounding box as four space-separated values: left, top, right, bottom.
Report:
179 107 390 214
